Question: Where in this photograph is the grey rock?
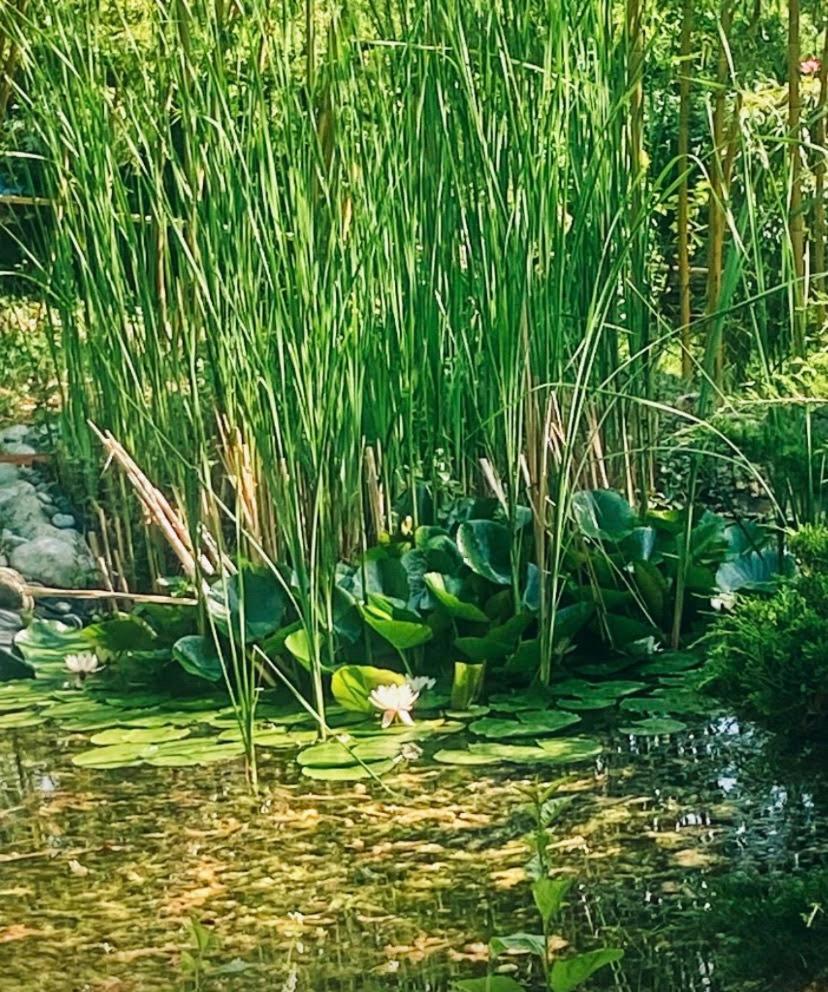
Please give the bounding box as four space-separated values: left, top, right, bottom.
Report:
37 492 54 505
0 424 30 444
1 532 28 549
10 536 95 588
0 607 24 632
0 464 20 486
1 442 36 456
0 567 33 610
0 554 6 568
53 600 72 615
51 513 76 530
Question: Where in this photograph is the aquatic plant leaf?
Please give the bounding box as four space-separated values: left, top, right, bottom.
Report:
89 726 190 746
297 737 401 768
636 652 699 675
488 691 555 713
553 679 645 700
490 933 547 958
0 680 53 712
572 490 637 542
433 749 502 766
453 978 526 992
455 614 531 661
425 572 488 621
172 635 224 683
14 620 91 678
557 696 617 711
300 758 398 781
468 711 581 739
0 710 46 728
451 660 486 709
284 628 314 669
360 603 433 650
715 549 795 594
633 560 667 619
533 878 573 925
330 665 405 713
145 741 245 766
85 614 157 654
456 520 512 585
619 717 688 736
72 742 152 768
549 948 624 992
206 567 286 641
534 737 602 761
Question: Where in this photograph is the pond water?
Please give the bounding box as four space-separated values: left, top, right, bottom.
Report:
0 717 825 992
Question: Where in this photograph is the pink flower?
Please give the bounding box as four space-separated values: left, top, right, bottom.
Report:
800 58 822 77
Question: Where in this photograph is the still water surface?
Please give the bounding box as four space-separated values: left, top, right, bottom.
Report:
0 718 824 992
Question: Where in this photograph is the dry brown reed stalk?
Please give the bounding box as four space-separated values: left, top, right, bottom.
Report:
89 423 233 584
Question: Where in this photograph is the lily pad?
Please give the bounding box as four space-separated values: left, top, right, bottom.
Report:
468 711 581 739
0 710 47 729
144 740 245 766
300 759 398 781
619 717 688 736
297 737 402 768
434 749 503 766
89 726 191 746
72 742 152 768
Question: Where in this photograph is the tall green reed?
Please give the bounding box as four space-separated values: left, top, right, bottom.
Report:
2 0 821 726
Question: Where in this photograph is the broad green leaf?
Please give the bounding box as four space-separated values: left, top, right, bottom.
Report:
451 661 486 709
572 490 637 542
468 711 580 739
284 628 314 669
455 614 531 661
633 561 667 619
533 878 573 925
89 726 190 746
433 748 503 766
490 933 547 959
330 665 405 714
534 737 602 761
549 948 624 992
72 742 152 768
618 717 688 736
85 614 158 654
360 603 433 650
453 979 526 992
173 635 224 683
14 620 91 679
207 567 286 641
425 572 488 621
715 549 795 594
456 520 513 585
0 711 46 728
301 759 398 781
297 737 401 768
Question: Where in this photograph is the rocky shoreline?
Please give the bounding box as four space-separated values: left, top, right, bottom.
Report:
0 422 97 671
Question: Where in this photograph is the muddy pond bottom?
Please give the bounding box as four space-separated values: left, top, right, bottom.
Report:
0 719 825 992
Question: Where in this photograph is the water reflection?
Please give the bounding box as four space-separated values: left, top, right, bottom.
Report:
0 718 825 991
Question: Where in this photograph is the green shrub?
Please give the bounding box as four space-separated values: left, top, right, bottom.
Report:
698 869 828 990
702 571 828 738
789 524 828 570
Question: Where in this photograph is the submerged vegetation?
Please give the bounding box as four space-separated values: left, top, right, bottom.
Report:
0 0 826 987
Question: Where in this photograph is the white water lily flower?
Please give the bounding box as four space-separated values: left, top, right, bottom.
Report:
369 682 419 728
406 675 436 694
64 652 101 677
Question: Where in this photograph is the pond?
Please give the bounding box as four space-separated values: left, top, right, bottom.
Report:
1 716 825 992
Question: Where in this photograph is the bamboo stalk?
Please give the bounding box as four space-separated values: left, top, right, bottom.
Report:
787 0 805 353
812 22 828 328
677 0 694 380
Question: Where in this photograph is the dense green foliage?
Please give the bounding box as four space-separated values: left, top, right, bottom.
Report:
703 547 828 737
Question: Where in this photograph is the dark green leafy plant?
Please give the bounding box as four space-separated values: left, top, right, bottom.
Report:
702 571 828 738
